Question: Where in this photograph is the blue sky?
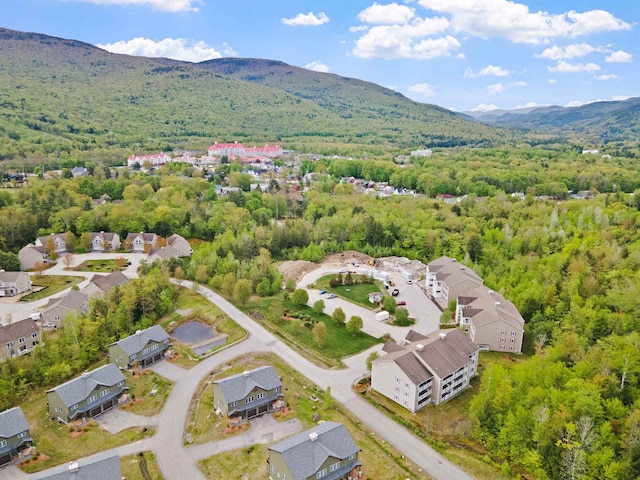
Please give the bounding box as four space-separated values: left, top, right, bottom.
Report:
1 0 637 112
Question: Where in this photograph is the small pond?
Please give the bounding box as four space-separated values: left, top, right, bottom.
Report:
171 321 227 355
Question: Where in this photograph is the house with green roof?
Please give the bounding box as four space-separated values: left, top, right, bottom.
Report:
268 421 362 480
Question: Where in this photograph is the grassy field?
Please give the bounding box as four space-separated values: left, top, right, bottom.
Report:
194 352 429 480
122 370 173 417
121 452 164 480
20 275 83 302
18 392 154 473
161 287 247 367
314 274 387 309
72 259 125 273
245 294 381 368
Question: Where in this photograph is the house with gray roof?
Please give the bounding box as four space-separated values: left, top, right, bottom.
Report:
87 232 120 252
0 407 32 467
0 271 31 297
146 245 179 264
125 232 157 253
212 365 283 420
425 256 483 307
456 287 524 353
41 291 89 328
166 234 192 257
35 233 67 254
46 364 127 423
32 453 122 480
18 244 49 271
0 319 43 362
82 271 129 298
268 421 361 480
108 325 170 370
371 328 479 411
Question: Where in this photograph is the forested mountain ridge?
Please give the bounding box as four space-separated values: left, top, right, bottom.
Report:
0 27 508 162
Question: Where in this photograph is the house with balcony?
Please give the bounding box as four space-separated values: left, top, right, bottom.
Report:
212 366 283 420
456 287 524 353
268 422 362 480
0 407 33 467
46 364 127 423
0 319 43 362
108 325 170 370
0 271 31 297
371 328 479 411
425 256 483 307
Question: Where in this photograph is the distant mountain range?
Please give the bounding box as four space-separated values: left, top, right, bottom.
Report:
0 27 636 163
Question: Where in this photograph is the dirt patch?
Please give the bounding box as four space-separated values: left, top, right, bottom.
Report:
278 251 375 283
320 250 374 267
223 422 249 435
278 260 319 283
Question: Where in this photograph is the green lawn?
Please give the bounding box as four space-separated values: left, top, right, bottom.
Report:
72 259 125 273
120 452 164 480
20 275 83 302
314 274 387 309
122 370 173 417
195 352 427 480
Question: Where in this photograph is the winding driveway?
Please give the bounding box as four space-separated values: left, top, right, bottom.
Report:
0 278 474 480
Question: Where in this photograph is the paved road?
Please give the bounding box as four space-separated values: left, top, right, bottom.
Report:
0 275 474 480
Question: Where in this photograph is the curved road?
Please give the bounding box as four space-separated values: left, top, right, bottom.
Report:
1 277 474 480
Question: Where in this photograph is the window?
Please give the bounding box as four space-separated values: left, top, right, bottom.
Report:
229 401 236 407
349 453 356 460
130 355 136 361
316 468 327 478
71 404 78 410
0 440 6 448
17 431 27 439
151 344 158 351
510 346 514 351
245 396 254 403
274 386 280 392
88 395 98 404
512 331 516 336
118 381 125 387
19 337 25 343
32 332 38 338
257 392 265 400
405 382 409 388
6 342 12 348
100 388 110 397
32 341 38 347
511 338 515 343
501 330 506 335
270 464 275 473
329 462 340 472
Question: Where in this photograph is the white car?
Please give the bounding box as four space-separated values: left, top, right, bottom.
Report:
326 293 337 299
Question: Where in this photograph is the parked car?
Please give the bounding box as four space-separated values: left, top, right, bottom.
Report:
391 289 400 297
319 290 327 295
405 279 413 284
397 301 406 306
327 293 337 299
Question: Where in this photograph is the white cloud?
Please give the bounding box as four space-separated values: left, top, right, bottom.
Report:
536 43 598 60
417 0 630 44
515 101 543 109
282 11 329 27
548 78 557 83
358 2 415 25
305 61 330 73
456 52 466 59
487 82 505 94
470 103 501 112
349 25 368 33
606 50 633 63
465 64 510 77
221 42 236 56
97 37 221 62
612 95 631 101
72 0 198 12
547 60 600 72
408 82 436 97
596 74 619 80
512 81 527 87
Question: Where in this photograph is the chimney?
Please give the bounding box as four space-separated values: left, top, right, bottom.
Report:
416 344 425 352
81 371 90 379
243 370 250 377
309 432 318 442
69 461 79 473
439 333 447 340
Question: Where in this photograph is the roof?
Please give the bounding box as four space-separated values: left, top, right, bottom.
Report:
88 271 128 292
47 364 125 408
20 244 46 255
110 325 169 356
0 407 29 439
427 257 483 284
404 329 427 343
32 453 122 480
148 245 178 260
213 365 281 404
88 232 118 242
381 340 404 353
0 271 28 282
0 318 40 344
269 422 359 479
36 233 66 245
167 233 188 245
126 232 156 242
458 287 525 331
46 291 88 310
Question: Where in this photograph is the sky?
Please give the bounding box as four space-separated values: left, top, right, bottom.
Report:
1 0 638 112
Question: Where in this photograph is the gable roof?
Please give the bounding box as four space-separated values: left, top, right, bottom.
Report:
32 453 122 480
0 318 39 344
427 256 483 286
412 329 479 378
0 407 29 439
458 287 525 330
148 245 178 260
214 365 281 403
88 232 118 242
88 271 128 292
269 422 359 479
167 233 188 245
46 291 88 310
46 364 125 408
110 325 169 356
20 244 46 255
126 232 156 242
0 271 28 283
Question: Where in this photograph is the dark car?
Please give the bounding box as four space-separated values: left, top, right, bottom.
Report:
391 289 400 297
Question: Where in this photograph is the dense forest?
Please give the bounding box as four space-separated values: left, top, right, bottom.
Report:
2 147 640 479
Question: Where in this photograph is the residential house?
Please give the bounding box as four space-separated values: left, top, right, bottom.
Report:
268 421 362 480
212 366 283 420
371 329 479 411
425 256 483 307
125 232 157 253
70 166 88 178
88 232 121 252
368 292 382 304
0 271 31 297
456 287 524 353
18 244 48 271
146 245 179 264
0 319 43 362
82 271 129 298
46 364 127 423
41 291 89 328
34 453 122 480
166 234 192 257
127 152 171 168
208 141 282 158
35 233 67 254
108 325 170 370
0 407 33 467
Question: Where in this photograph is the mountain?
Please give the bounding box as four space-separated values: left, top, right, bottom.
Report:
0 28 506 162
464 98 640 143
